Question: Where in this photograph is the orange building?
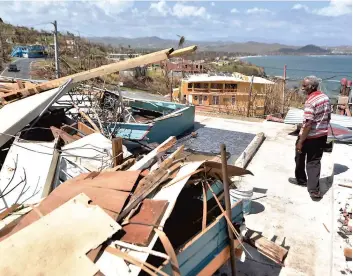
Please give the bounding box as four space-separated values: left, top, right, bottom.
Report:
173 73 275 116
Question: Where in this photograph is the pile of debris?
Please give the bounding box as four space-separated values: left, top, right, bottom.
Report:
0 46 289 275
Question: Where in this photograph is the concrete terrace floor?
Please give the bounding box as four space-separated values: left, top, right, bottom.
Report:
195 115 338 276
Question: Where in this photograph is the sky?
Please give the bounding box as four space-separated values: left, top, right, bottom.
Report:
0 0 352 46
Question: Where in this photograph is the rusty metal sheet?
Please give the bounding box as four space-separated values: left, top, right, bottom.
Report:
121 199 168 246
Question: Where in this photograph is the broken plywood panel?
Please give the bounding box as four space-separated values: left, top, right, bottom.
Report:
121 199 169 246
0 193 121 276
79 171 140 191
2 170 139 240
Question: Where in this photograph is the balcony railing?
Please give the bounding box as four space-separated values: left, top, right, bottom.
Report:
188 88 239 94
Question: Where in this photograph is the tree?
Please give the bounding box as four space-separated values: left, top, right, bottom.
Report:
177 35 186 77
177 35 185 48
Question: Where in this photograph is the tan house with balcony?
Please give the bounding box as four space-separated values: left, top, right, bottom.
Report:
173 73 275 116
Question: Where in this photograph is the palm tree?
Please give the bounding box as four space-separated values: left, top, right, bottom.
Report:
177 35 185 48
177 35 186 77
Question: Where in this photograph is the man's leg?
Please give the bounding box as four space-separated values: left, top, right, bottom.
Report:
306 137 325 193
295 138 307 184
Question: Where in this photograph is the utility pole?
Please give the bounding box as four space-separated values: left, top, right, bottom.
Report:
0 21 5 71
52 20 60 78
282 64 287 115
247 75 254 117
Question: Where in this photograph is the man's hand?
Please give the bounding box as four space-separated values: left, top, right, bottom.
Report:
296 141 303 153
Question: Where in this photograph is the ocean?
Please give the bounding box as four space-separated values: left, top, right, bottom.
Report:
243 55 352 99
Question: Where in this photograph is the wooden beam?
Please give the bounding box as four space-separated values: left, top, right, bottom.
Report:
129 136 177 171
73 104 101 133
1 46 197 103
168 45 197 58
112 137 123 167
234 132 265 168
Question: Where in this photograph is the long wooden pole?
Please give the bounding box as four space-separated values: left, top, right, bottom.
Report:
2 45 197 103
220 144 237 276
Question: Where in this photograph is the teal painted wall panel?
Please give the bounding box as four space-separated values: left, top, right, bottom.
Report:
163 202 243 276
146 105 195 143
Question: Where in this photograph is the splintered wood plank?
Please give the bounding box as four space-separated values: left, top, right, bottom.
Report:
0 194 121 276
121 199 168 246
247 232 288 264
112 137 123 166
129 136 177 171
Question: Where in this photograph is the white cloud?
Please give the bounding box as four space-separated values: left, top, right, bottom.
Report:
246 7 272 15
149 0 169 17
211 2 215 6
171 3 210 19
313 0 352 17
292 4 309 12
90 0 134 16
149 1 210 19
230 8 239 14
245 27 254 32
231 20 242 27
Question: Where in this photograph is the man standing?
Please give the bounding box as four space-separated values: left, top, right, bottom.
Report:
289 76 331 199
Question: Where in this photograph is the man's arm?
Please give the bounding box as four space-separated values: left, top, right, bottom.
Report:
297 102 314 151
299 120 312 144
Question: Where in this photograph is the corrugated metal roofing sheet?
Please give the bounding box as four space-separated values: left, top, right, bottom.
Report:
284 108 352 128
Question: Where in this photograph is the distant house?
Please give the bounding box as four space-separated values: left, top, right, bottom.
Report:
107 53 141 61
163 60 204 73
173 73 275 116
65 39 75 50
146 59 204 77
11 45 46 58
